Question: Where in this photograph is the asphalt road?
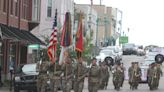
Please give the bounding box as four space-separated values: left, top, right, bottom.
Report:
1 55 164 92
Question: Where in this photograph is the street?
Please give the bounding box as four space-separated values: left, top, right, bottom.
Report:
1 55 164 92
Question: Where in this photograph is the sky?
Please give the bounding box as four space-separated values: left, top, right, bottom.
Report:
74 0 164 47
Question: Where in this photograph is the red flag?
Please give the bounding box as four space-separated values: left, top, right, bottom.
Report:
47 9 58 63
75 13 83 58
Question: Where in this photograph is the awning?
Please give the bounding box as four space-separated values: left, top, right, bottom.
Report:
0 23 45 45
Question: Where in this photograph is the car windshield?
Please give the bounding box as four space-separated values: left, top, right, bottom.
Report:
15 63 38 75
22 64 37 73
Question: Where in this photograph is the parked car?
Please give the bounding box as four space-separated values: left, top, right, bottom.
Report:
96 49 116 65
106 46 123 61
137 49 145 56
14 63 49 92
122 43 137 55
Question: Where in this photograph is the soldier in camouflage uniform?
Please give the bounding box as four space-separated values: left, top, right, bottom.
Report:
49 60 62 92
88 58 101 92
74 58 88 92
148 63 162 90
61 57 73 92
128 62 141 90
112 64 123 91
36 53 49 92
99 61 110 90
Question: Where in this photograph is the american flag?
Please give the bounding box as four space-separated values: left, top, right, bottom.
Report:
47 9 58 63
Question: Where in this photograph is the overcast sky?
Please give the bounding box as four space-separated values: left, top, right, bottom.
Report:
74 0 164 46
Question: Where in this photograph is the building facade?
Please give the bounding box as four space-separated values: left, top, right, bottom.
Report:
92 5 122 46
31 0 74 43
75 4 98 46
0 0 42 80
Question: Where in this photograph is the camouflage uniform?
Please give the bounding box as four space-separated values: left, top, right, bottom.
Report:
99 61 110 90
36 61 49 92
61 59 73 92
128 63 141 90
112 65 123 91
148 63 162 90
49 62 62 92
88 60 101 92
74 61 88 92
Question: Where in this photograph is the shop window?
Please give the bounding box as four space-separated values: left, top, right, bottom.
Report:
8 44 16 65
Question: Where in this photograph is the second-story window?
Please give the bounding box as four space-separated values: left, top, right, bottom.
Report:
14 0 18 16
3 0 7 12
0 0 1 11
32 0 40 21
47 0 52 17
10 0 14 15
22 0 29 20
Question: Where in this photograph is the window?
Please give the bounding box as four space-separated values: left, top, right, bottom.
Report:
8 43 16 70
47 0 52 17
22 0 29 19
15 0 18 16
0 0 1 11
10 0 14 15
3 0 7 12
32 0 40 21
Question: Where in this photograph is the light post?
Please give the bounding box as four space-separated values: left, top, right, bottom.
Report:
96 18 99 47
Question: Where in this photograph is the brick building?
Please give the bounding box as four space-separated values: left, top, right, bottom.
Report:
0 0 43 80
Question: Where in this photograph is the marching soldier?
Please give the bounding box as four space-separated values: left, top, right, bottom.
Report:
128 62 141 90
49 59 62 92
61 57 73 92
36 52 49 92
112 63 123 91
128 62 134 89
148 63 162 90
99 61 110 90
88 58 101 92
74 58 88 92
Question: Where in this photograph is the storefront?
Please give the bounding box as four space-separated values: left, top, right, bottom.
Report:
0 24 44 80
